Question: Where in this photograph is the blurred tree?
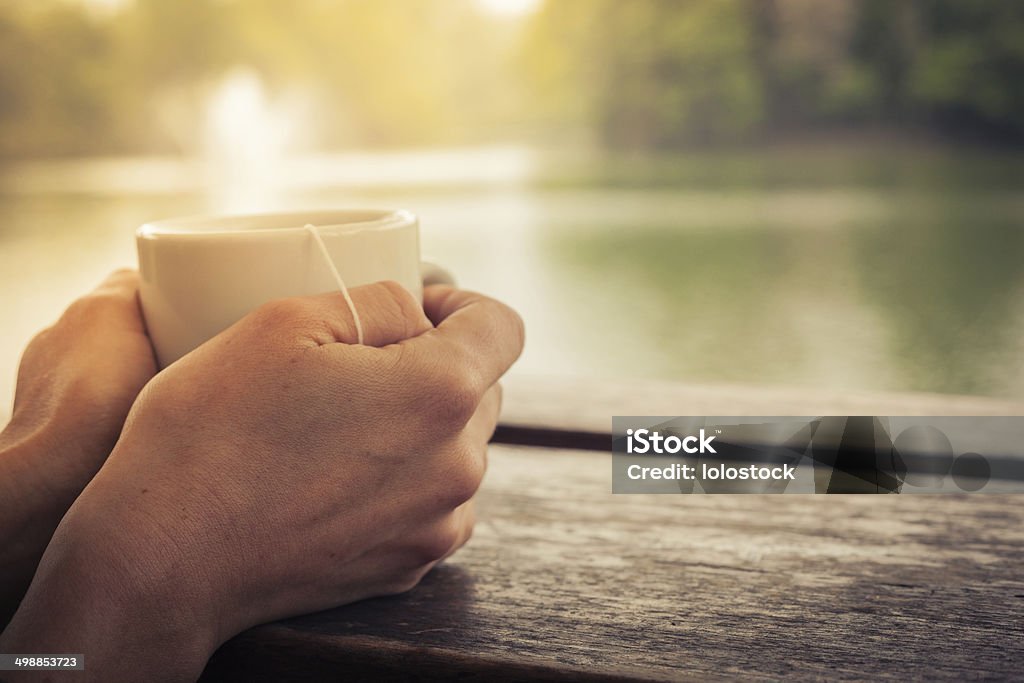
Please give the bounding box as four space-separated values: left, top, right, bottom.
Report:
523 0 1024 149
523 0 761 148
1 0 1023 158
0 3 117 156
847 0 920 124
751 0 863 128
911 0 1024 141
0 0 506 157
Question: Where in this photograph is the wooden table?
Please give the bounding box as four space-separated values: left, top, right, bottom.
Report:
200 377 1024 681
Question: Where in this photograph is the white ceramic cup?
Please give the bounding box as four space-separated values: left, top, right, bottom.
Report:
136 209 452 368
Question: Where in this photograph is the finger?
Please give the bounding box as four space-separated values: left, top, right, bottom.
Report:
440 500 476 561
92 268 141 299
463 383 502 450
60 269 145 334
334 502 476 599
404 286 524 396
310 280 433 347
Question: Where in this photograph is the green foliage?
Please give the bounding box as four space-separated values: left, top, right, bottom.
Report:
910 0 1024 137
525 0 1024 149
523 0 762 147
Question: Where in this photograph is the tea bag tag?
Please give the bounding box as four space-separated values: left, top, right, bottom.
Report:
304 224 364 345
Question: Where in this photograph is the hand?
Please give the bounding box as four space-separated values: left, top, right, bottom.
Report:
0 270 156 623
0 282 524 683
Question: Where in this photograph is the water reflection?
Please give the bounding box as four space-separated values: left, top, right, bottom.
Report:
547 222 893 389
850 201 1024 396
545 189 1024 397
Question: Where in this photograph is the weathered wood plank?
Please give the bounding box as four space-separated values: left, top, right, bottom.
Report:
201 445 1024 681
499 375 1024 435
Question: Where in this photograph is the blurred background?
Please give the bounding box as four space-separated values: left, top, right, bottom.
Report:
1 0 1023 415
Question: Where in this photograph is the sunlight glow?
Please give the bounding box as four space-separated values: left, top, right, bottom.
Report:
202 68 306 211
80 0 130 13
475 0 541 16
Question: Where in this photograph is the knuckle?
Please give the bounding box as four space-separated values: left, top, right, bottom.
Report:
404 363 481 429
370 280 427 337
444 477 479 510
447 451 486 506
434 370 482 426
50 271 143 332
243 297 327 348
383 568 429 596
64 292 107 315
106 267 137 282
472 298 525 354
60 293 119 327
412 518 463 564
26 325 54 349
59 371 113 410
375 280 419 311
250 297 310 328
503 304 526 351
431 438 485 507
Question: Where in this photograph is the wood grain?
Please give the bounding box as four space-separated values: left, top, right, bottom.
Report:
201 445 1024 681
499 375 1024 434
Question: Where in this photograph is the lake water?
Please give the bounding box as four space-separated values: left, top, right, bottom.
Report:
1 146 1022 418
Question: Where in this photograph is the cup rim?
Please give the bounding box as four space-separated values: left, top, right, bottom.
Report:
137 208 415 238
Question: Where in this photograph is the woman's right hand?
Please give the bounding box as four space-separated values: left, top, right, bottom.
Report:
0 281 524 683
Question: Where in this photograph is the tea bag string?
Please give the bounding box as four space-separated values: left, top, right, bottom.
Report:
304 224 364 345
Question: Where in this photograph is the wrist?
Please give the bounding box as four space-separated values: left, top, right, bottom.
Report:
0 504 220 682
0 423 82 625
2 403 113 497
0 416 75 506
0 411 123 604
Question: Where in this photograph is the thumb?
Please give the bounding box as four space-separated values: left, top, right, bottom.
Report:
309 280 433 347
